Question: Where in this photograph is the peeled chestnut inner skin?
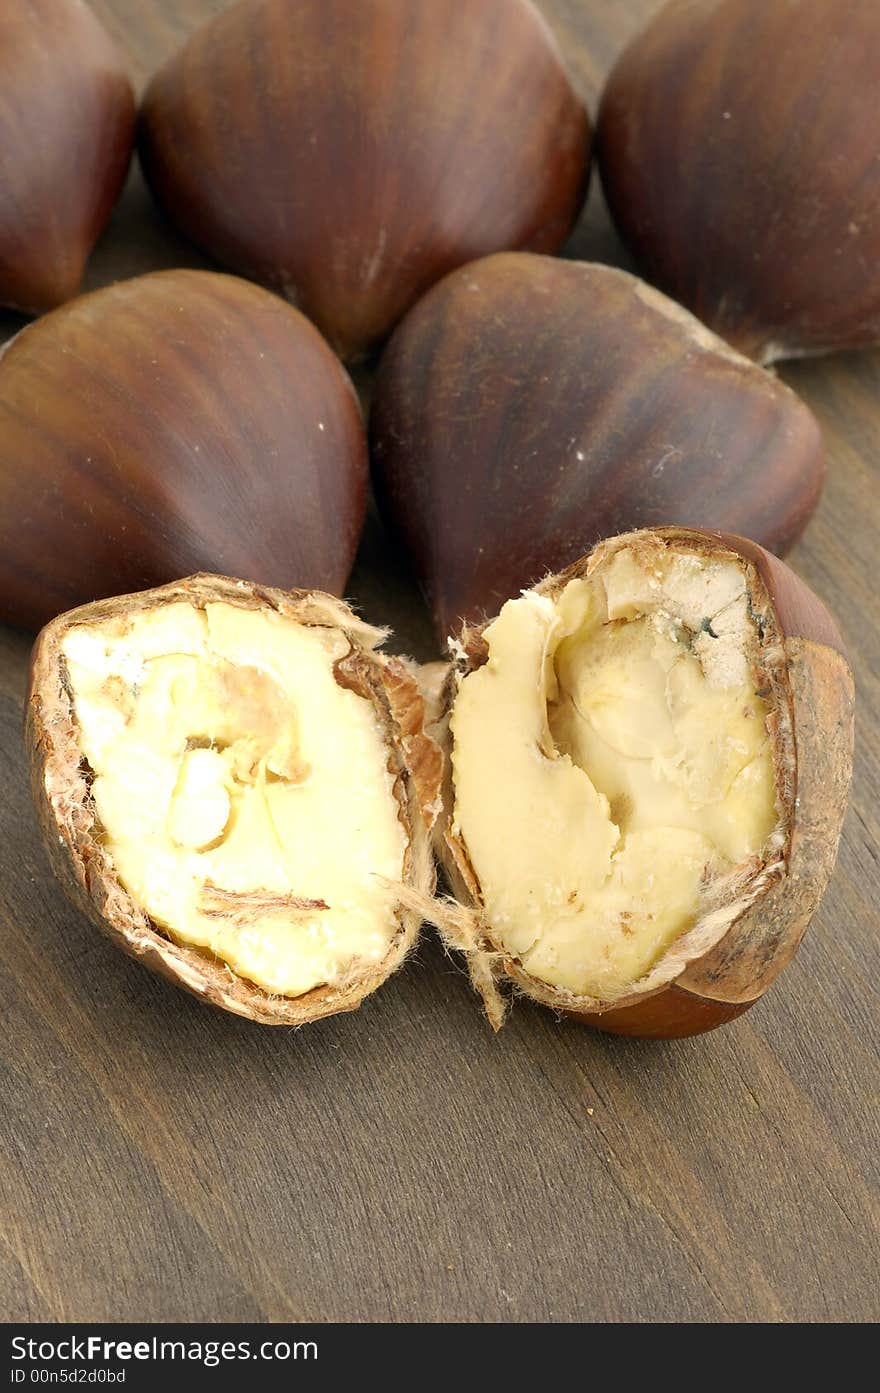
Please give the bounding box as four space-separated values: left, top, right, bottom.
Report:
450 542 786 1003
59 598 408 999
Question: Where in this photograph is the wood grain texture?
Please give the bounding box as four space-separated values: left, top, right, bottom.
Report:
1 0 878 1323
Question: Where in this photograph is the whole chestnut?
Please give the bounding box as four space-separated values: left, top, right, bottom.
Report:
138 0 590 360
0 270 368 630
598 0 880 363
27 575 441 1024
371 253 824 640
0 0 135 314
430 527 853 1037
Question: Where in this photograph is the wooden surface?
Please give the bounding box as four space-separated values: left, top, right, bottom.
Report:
1 0 878 1324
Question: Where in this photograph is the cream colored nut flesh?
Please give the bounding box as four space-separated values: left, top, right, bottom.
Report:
449 546 780 1001
61 600 408 998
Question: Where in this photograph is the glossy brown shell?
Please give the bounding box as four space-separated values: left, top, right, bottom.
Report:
371 254 824 641
138 0 591 359
598 0 880 363
0 0 135 313
0 270 368 631
435 528 854 1038
26 575 441 1026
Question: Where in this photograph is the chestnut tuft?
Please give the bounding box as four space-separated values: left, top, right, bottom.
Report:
429 528 854 1037
0 0 135 314
597 0 880 363
27 575 441 1025
138 0 590 360
371 253 824 640
0 270 369 631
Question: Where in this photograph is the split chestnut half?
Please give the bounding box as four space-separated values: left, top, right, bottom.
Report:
0 0 135 313
27 576 441 1024
372 254 824 640
598 0 880 362
0 270 368 631
138 0 590 359
431 528 853 1037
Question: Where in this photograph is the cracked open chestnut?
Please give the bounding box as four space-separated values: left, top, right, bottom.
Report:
25 538 852 1038
0 269 368 630
371 253 824 640
138 0 590 360
597 0 880 363
0 0 135 313
27 575 441 1024
429 527 854 1037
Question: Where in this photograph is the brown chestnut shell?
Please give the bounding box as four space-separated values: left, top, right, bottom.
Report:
26 574 441 1026
138 0 591 360
371 253 824 641
0 269 368 631
597 0 880 364
430 528 854 1038
0 0 135 314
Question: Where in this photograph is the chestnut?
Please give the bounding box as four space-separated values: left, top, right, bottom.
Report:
27 574 441 1025
0 269 368 631
371 253 824 640
597 0 880 363
0 0 135 314
138 0 590 360
428 528 853 1037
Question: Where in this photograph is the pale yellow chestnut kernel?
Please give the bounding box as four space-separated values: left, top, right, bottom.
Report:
167 747 231 850
450 548 778 1001
61 602 407 998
